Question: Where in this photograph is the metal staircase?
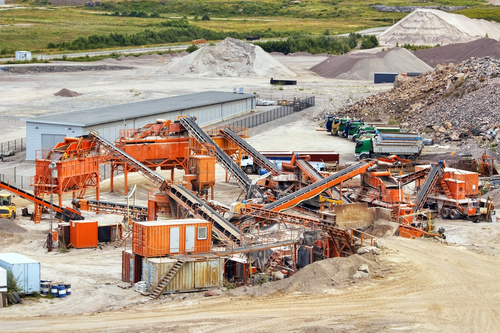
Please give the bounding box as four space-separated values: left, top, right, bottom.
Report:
114 230 132 249
149 259 185 299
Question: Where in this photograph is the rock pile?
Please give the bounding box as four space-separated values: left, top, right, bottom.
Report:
166 37 296 78
4 65 132 74
54 88 81 97
378 9 500 46
339 56 500 147
310 47 432 80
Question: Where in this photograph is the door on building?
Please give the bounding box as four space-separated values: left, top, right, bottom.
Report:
185 226 195 252
170 227 180 253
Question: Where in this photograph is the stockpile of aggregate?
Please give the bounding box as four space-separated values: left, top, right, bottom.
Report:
310 47 432 80
166 37 296 78
414 38 500 67
378 8 500 46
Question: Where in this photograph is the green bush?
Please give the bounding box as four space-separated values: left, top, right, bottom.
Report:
186 44 199 53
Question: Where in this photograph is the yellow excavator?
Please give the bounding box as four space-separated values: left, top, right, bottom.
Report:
0 193 16 219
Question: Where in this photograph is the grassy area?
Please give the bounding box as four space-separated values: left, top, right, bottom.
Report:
0 0 497 56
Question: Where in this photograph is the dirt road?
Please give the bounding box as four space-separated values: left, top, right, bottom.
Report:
2 236 499 332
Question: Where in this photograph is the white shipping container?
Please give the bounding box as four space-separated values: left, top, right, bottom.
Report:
15 51 32 61
0 267 7 292
0 253 41 294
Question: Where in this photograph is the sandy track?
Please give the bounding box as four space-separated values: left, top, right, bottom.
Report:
3 236 499 332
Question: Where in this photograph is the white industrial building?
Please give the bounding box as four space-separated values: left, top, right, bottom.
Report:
23 91 256 160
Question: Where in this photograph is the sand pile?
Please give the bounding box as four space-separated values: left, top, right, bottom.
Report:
54 88 81 97
228 253 379 296
414 38 500 67
379 8 500 46
166 37 296 78
0 218 27 233
310 47 432 80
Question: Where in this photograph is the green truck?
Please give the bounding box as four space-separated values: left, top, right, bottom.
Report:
355 132 423 160
351 125 401 142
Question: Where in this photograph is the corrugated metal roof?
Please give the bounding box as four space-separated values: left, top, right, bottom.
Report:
24 91 254 127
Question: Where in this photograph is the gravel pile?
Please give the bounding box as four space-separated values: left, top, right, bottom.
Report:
414 38 500 67
378 8 500 46
166 37 296 78
310 47 432 80
54 88 81 97
0 218 27 233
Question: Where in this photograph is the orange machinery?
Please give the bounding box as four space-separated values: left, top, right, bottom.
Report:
414 165 485 220
32 137 101 223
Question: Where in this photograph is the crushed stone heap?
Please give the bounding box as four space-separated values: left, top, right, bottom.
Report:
339 56 500 145
310 47 432 80
166 37 296 78
414 38 500 67
379 8 500 46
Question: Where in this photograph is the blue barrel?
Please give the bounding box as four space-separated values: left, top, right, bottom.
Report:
41 282 50 296
65 283 71 296
58 284 66 298
50 284 59 297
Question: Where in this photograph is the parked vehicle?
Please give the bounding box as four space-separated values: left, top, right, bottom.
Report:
0 193 16 219
351 125 401 142
355 132 423 160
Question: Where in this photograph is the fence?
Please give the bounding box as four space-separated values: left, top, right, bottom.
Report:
223 96 315 129
1 138 26 155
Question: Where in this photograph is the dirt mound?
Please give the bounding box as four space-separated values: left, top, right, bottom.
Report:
0 218 27 233
228 254 379 297
310 47 432 80
379 8 500 46
414 38 500 67
54 88 81 97
166 37 296 78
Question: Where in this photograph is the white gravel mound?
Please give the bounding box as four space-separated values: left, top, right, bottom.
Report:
166 37 296 78
379 8 500 46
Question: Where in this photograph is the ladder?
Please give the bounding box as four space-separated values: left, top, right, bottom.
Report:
440 179 453 199
149 259 185 299
33 192 45 224
113 230 132 249
266 250 283 272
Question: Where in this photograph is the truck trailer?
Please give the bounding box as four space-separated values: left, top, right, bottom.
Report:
355 132 423 160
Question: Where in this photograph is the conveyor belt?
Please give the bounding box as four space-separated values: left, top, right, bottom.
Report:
414 163 443 212
220 128 281 176
168 184 240 244
295 159 352 204
263 161 372 212
0 180 83 221
72 198 148 220
89 131 165 187
180 117 264 198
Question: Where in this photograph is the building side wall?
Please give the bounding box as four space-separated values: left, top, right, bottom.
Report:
25 97 253 160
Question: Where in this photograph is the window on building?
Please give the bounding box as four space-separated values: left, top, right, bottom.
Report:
197 227 207 240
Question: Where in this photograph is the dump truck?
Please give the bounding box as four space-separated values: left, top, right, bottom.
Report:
351 125 401 142
355 132 423 160
343 121 365 139
0 193 16 219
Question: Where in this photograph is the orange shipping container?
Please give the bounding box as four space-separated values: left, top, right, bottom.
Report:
70 220 98 248
133 219 212 257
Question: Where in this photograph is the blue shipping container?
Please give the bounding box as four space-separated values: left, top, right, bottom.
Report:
0 253 41 294
374 72 398 84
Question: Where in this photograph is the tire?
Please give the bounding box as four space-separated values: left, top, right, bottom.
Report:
440 208 450 219
449 209 460 220
359 153 369 160
244 166 255 174
407 155 415 161
351 136 356 142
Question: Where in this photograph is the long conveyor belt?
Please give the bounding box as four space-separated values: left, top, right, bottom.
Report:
180 117 264 198
168 184 241 244
414 163 443 212
0 180 83 221
220 128 281 176
89 131 166 187
72 198 149 220
263 161 373 212
296 159 352 203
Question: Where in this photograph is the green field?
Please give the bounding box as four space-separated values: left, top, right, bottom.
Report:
0 0 498 56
